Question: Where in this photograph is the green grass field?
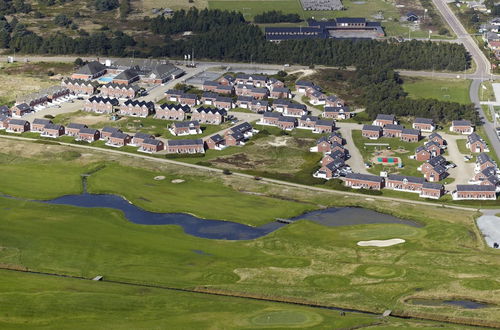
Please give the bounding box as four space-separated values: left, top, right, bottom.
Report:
208 0 447 38
0 270 461 329
0 140 500 327
87 163 314 226
403 77 472 104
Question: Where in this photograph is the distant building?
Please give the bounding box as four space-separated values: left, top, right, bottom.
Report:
265 18 384 42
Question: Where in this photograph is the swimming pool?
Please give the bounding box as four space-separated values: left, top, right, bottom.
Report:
98 76 115 83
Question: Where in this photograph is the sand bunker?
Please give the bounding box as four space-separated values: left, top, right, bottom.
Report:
171 179 185 183
154 176 166 181
357 238 405 247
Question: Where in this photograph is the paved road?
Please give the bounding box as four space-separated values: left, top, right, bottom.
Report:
0 133 479 211
431 0 500 161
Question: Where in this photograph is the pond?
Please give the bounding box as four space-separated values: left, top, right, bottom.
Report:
407 298 493 309
39 192 420 240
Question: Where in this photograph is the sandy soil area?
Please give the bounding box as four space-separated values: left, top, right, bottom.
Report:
357 238 406 247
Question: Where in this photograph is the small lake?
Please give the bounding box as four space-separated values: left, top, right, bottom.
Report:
408 298 493 309
38 192 419 240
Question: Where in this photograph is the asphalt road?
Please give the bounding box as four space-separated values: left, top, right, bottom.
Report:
430 0 500 160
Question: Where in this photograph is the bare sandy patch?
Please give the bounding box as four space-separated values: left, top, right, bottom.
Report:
357 238 405 247
171 179 185 183
268 136 289 147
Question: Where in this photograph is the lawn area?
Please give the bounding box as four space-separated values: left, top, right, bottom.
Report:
403 77 472 104
479 81 496 102
52 111 230 140
0 270 459 329
87 163 314 226
0 139 500 326
455 138 470 155
229 107 254 114
351 130 423 177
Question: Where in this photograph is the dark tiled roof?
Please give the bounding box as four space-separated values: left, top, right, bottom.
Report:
324 106 349 113
168 139 203 146
422 182 443 190
173 120 199 128
345 173 383 183
165 89 183 95
456 184 495 192
134 132 154 140
76 61 106 75
9 119 28 125
231 122 252 133
384 124 403 131
428 155 446 166
102 126 121 133
387 174 425 184
110 131 129 139
278 116 297 123
102 82 140 91
143 138 162 146
252 100 268 106
195 107 227 116
362 124 382 132
33 118 52 125
316 119 334 126
123 100 155 108
300 115 318 121
67 123 87 129
452 120 472 126
375 114 395 121
429 132 443 140
79 127 98 134
44 123 63 130
402 128 420 135
88 96 119 105
414 117 434 125
237 96 254 102
202 92 218 99
114 69 139 81
263 112 282 118
15 103 31 111
209 134 224 143
477 152 494 164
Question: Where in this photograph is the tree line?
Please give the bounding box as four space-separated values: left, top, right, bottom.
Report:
352 65 477 123
0 7 470 72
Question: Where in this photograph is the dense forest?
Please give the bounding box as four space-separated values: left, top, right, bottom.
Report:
352 65 477 122
0 8 470 72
